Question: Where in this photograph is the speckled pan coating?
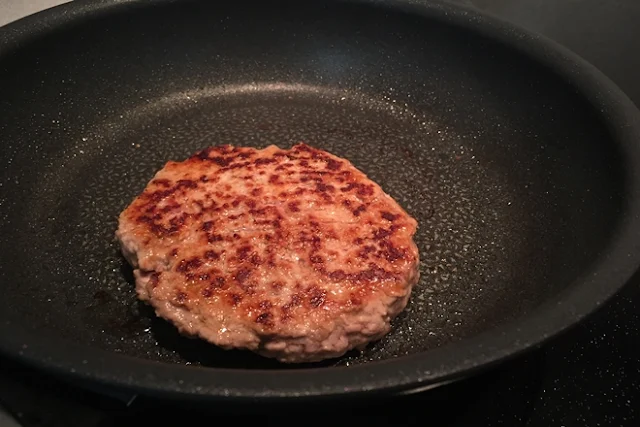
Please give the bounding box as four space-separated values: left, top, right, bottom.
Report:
1 87 561 368
0 0 639 399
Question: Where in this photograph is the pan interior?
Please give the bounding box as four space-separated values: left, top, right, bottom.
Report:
0 0 624 370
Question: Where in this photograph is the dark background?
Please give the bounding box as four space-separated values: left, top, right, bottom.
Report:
0 0 638 426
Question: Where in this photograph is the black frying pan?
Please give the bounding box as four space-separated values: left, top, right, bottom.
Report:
1 0 640 401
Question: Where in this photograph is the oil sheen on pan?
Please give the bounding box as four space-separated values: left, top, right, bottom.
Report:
116 143 420 363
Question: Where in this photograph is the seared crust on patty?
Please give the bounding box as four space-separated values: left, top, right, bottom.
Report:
117 143 419 363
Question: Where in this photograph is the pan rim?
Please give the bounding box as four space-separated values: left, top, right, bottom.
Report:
1 0 640 400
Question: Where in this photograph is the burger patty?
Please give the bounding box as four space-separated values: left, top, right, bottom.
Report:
116 143 419 363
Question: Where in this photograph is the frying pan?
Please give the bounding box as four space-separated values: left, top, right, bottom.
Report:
1 0 640 401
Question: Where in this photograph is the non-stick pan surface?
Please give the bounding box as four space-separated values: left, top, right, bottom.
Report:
1 0 639 400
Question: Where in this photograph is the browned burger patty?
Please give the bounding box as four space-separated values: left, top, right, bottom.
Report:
116 143 419 363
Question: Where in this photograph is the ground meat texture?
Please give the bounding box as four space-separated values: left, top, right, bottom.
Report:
116 143 420 363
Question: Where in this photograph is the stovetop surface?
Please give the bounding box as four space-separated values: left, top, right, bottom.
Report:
0 1 639 426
